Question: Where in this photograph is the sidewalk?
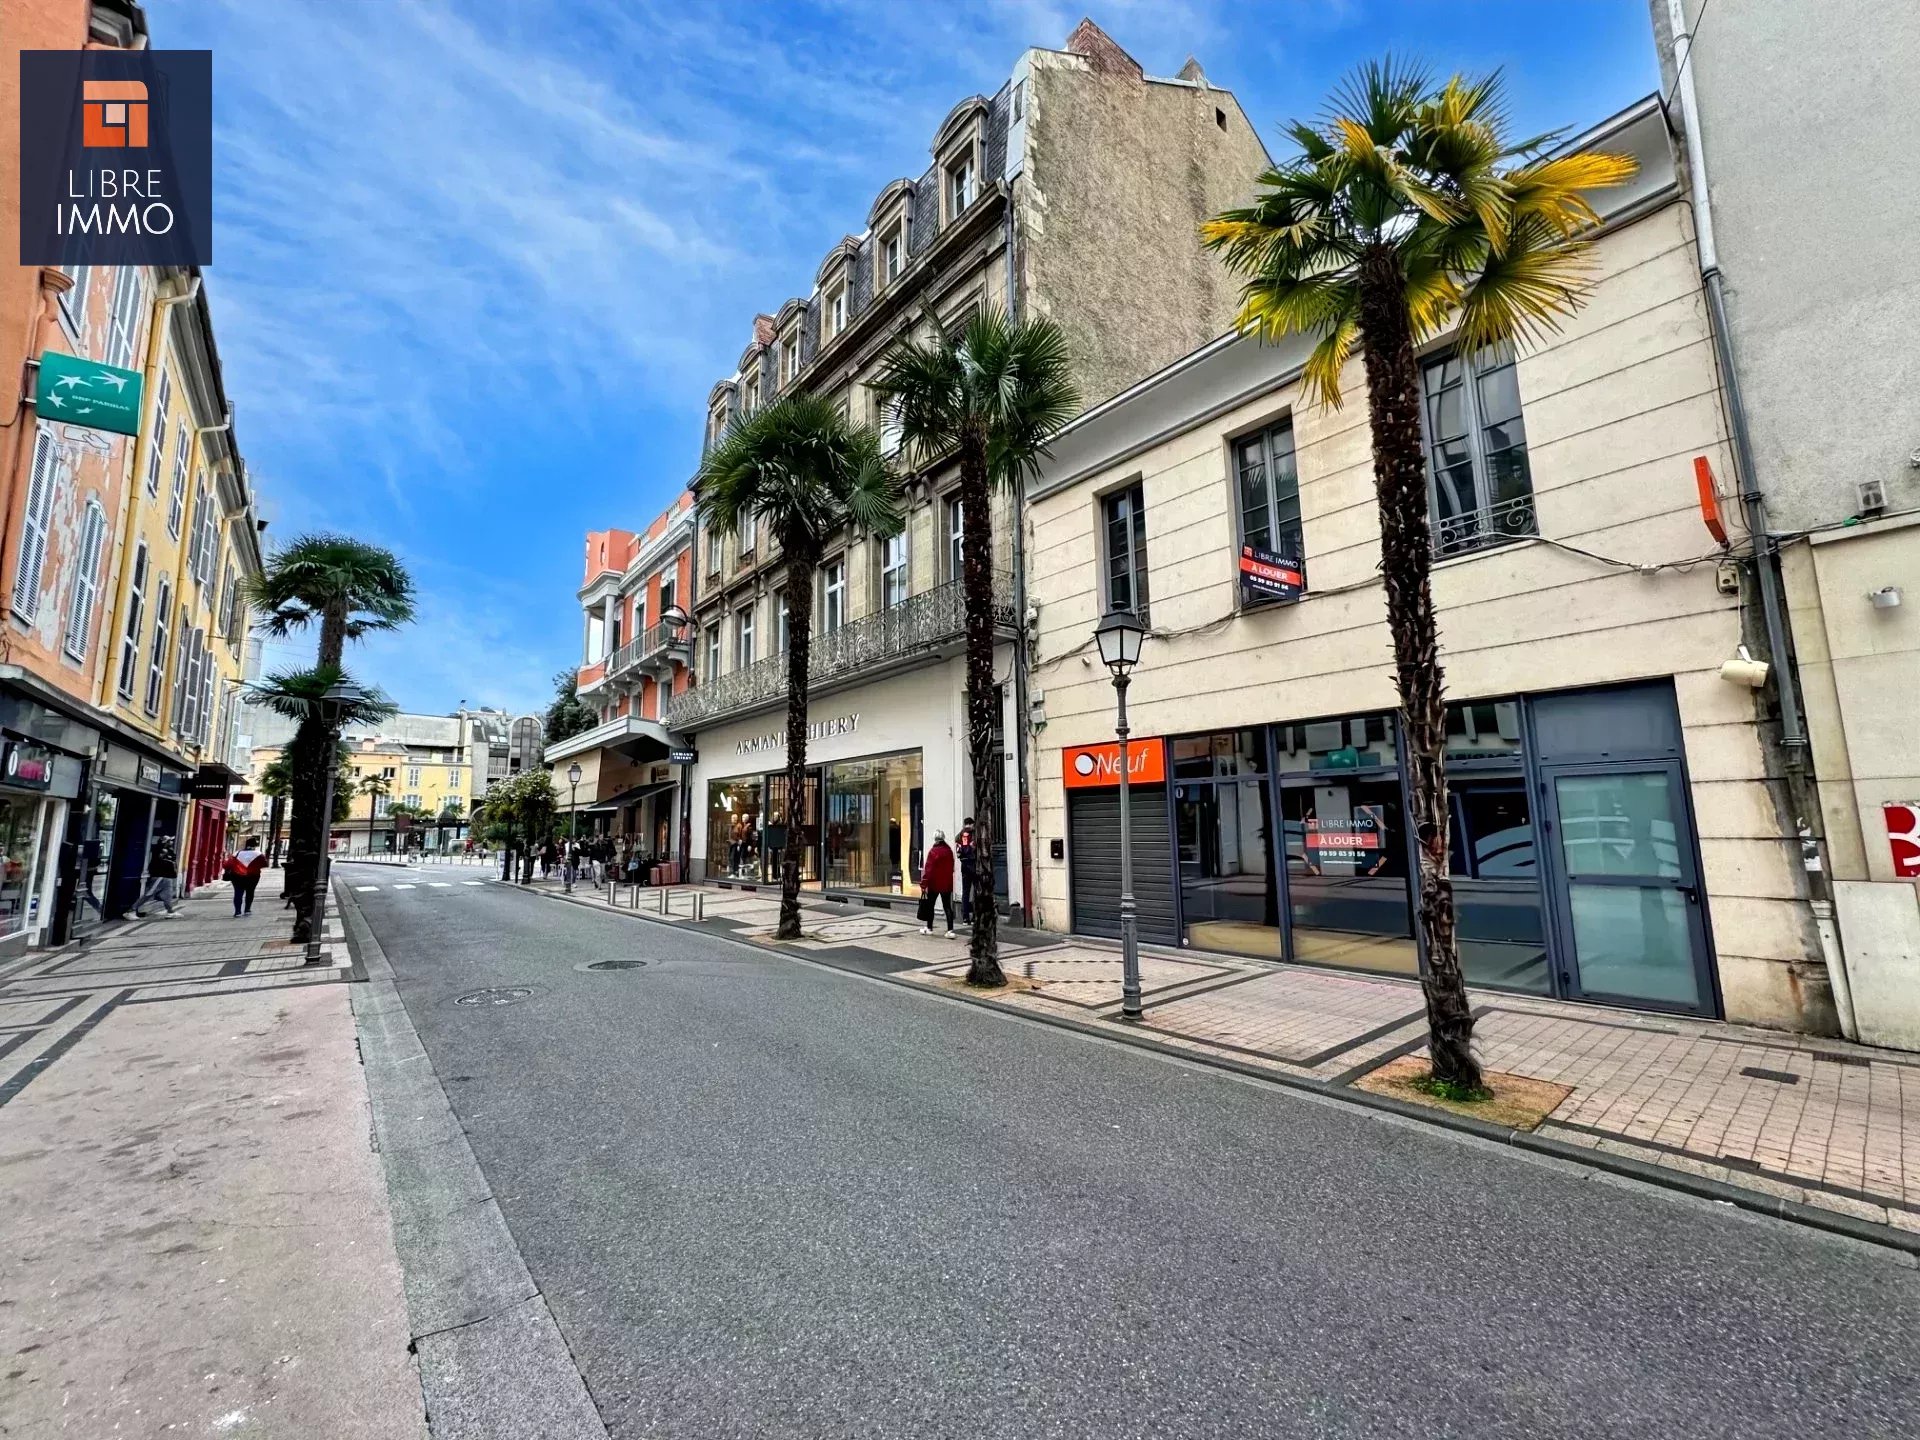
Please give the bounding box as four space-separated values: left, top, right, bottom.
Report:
526 875 1920 1243
0 884 426 1438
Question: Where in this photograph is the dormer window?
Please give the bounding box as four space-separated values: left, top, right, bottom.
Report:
947 155 975 219
781 330 800 384
827 286 847 339
882 231 903 285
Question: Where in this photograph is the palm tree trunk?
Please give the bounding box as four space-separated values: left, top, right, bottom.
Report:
957 424 1005 986
1356 246 1479 1089
284 715 330 942
777 546 815 941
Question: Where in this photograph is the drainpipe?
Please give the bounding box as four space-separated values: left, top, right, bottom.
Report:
1665 0 1803 757
1667 0 1856 1036
1004 205 1035 924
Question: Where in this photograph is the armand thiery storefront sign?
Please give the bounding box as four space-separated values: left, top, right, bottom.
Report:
734 714 859 757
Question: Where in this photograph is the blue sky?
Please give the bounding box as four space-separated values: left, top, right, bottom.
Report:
162 0 1658 717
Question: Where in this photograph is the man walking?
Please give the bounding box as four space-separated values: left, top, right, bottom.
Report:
132 831 179 918
955 818 976 923
918 829 957 937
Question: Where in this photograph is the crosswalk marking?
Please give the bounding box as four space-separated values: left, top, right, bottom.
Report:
462 881 484 886
392 884 416 890
355 885 380 892
427 882 452 888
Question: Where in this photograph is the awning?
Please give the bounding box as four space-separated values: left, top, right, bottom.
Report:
578 778 677 815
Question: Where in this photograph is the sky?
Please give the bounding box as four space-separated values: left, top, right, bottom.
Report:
160 0 1659 719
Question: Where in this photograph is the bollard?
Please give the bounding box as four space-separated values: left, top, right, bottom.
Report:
694 891 704 922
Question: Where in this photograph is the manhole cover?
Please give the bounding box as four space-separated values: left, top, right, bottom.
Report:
586 959 647 971
814 918 892 941
454 987 535 1007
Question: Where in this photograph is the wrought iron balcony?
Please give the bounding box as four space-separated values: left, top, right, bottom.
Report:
665 574 1017 731
1434 491 1538 558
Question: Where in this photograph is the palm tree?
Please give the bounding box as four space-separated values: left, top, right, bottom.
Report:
249 534 415 940
1201 62 1634 1089
243 666 394 936
695 392 902 940
258 755 291 870
359 772 392 855
872 309 1079 987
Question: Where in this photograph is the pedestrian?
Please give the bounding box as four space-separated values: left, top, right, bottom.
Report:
224 835 266 917
563 839 582 894
132 831 180 918
956 817 976 923
918 829 957 936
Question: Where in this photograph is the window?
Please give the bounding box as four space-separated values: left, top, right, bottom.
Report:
404 793 422 811
703 621 721 678
60 266 90 331
12 427 60 620
743 375 759 415
882 231 903 285
1012 78 1025 123
63 500 108 660
776 590 789 653
880 532 909 609
407 767 421 787
821 558 846 633
1235 420 1306 595
382 766 396 780
117 542 149 699
188 483 213 585
945 496 964 582
782 333 800 385
705 525 723 574
447 769 462 788
166 424 188 538
145 576 172 714
947 155 975 218
218 559 237 638
1102 482 1149 620
175 618 203 737
734 607 754 668
106 268 143 370
658 576 675 624
827 287 847 338
738 510 755 557
1421 346 1536 557
144 369 170 496
879 394 903 455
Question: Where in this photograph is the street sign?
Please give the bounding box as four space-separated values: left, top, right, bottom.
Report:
668 747 697 765
35 350 144 436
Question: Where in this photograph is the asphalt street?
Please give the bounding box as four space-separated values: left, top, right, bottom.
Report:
351 869 1920 1440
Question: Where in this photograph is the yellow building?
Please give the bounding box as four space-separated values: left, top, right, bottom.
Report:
246 716 472 857
90 269 262 899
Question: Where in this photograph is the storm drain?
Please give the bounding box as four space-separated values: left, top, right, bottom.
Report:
454 987 535 1007
585 959 647 971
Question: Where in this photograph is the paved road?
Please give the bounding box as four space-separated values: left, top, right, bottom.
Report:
352 872 1920 1439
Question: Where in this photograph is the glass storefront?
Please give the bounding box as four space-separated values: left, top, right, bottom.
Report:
763 771 820 885
823 750 923 895
1173 731 1279 957
706 778 763 880
0 794 55 944
1445 698 1549 993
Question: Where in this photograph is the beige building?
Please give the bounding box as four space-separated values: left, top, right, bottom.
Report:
671 20 1268 915
1023 97 1843 1034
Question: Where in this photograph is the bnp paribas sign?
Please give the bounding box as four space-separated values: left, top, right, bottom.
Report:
36 350 143 437
16 49 212 265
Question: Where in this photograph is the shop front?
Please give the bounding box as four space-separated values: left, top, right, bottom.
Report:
0 737 76 952
89 736 192 923
1057 680 1721 1018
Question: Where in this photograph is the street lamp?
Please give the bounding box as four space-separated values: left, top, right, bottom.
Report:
1094 607 1148 1020
567 762 583 842
306 678 363 966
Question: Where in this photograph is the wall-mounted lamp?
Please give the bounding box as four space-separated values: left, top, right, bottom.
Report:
1719 644 1770 690
1869 586 1903 611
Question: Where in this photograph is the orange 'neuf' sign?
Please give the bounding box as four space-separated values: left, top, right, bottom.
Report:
1063 739 1166 789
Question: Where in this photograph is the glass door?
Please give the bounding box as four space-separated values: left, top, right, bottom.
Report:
1543 763 1712 1012
1174 778 1280 958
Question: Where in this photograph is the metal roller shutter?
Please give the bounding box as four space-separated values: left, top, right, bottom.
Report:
1068 786 1177 945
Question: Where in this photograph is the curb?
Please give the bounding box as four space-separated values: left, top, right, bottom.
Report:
510 882 1920 1259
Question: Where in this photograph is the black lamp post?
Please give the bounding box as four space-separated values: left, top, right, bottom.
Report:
567 761 583 843
306 678 364 966
1094 607 1148 1019
660 603 693 878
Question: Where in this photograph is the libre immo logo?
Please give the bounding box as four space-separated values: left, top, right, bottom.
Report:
82 80 150 148
18 50 211 265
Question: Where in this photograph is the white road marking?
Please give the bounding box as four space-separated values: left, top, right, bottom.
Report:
392 884 416 890
354 885 380 892
462 881 484 886
427 882 452 888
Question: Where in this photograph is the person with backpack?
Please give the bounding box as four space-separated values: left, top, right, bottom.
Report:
955 818 977 923
918 830 957 937
132 831 179 918
224 836 266 917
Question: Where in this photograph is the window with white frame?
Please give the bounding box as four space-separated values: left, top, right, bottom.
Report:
447 769 462 788
703 621 721 678
407 767 421 787
879 531 909 609
705 525 722 574
1101 482 1149 622
821 557 846 633
144 369 170 496
60 266 90 332
105 268 143 370
775 590 789 653
197 641 215 744
1420 345 1536 557
738 509 755 557
166 424 188 537
217 559 236 638
782 332 800 384
145 576 172 715
827 286 847 338
946 154 975 219
944 496 964 583
63 499 108 660
117 541 149 699
882 230 903 285
1235 419 1306 596
12 426 60 620
880 394 904 455
735 606 754 668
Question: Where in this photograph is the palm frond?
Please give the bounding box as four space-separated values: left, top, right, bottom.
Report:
243 663 396 729
1508 152 1640 235
1454 217 1598 352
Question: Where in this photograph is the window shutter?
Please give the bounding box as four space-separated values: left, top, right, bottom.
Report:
63 501 107 658
13 429 60 619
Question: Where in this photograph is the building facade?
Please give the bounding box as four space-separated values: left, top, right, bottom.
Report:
1024 98 1841 1034
669 20 1268 915
1651 0 1920 1046
1 0 262 948
549 497 697 862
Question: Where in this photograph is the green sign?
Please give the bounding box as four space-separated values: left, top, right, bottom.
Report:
35 350 144 437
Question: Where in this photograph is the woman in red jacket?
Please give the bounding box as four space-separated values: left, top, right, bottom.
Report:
918 830 956 936
223 836 266 918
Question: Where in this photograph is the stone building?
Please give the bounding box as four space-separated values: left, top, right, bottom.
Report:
670 19 1268 914
1023 96 1850 1034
